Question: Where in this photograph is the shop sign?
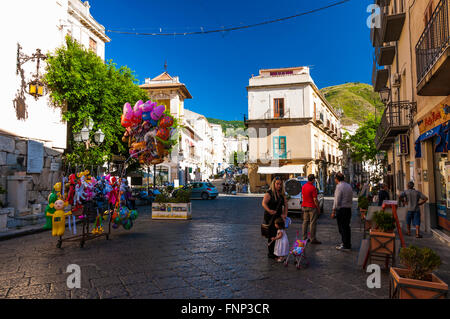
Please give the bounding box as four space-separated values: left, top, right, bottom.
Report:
418 96 450 134
395 134 409 155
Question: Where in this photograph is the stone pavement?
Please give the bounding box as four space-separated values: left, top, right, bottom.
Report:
0 196 449 299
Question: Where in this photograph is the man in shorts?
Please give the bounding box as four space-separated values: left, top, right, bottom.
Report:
400 182 428 238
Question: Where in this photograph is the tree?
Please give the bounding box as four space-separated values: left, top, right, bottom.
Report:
44 36 148 166
339 114 383 184
339 114 380 163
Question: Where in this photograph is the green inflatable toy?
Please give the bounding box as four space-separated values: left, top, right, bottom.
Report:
43 191 58 230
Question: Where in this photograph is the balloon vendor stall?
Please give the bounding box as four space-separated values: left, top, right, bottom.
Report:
47 170 139 248
46 100 177 248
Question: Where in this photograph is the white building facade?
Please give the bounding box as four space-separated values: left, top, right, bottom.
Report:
245 67 342 193
141 72 228 184
1 0 110 150
0 0 109 217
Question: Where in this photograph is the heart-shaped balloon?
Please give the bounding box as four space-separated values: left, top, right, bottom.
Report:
151 105 165 121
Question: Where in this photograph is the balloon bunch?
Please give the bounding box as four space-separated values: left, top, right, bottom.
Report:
121 100 177 165
111 206 138 230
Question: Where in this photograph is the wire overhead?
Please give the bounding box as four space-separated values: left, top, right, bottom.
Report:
106 0 351 36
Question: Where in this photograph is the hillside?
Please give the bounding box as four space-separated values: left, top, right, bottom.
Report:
320 82 384 126
207 118 246 136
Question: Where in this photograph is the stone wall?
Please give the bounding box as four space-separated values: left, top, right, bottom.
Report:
0 133 63 213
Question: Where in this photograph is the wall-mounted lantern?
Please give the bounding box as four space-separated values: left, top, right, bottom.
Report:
16 44 48 100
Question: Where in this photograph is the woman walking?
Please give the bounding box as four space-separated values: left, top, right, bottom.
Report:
262 177 288 259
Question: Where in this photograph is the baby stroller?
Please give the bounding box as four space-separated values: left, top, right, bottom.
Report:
284 231 309 269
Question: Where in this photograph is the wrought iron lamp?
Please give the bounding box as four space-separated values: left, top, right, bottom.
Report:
379 87 391 104
16 44 47 100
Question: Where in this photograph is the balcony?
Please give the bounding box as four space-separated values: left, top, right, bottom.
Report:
375 0 391 6
376 44 396 66
263 108 291 120
316 112 324 124
416 0 450 96
372 60 389 92
382 11 406 43
374 101 417 150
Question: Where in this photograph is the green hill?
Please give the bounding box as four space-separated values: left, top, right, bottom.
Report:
207 118 245 136
320 82 384 126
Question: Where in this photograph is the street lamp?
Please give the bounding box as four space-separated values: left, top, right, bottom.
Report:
379 87 391 104
73 118 104 150
94 128 105 144
80 126 90 142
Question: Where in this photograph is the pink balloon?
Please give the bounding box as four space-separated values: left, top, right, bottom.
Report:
151 105 166 121
142 101 156 112
133 101 143 117
123 102 133 120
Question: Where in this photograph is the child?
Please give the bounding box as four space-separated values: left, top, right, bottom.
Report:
271 218 289 262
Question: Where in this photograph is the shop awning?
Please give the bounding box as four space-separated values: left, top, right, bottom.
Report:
415 121 450 158
257 165 305 174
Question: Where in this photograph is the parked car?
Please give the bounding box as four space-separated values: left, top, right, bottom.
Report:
285 178 324 215
174 182 219 200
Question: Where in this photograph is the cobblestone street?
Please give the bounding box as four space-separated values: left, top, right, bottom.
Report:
0 196 449 299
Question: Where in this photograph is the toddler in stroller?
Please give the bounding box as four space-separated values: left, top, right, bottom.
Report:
284 231 309 269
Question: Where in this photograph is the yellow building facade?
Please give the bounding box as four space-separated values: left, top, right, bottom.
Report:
372 0 450 234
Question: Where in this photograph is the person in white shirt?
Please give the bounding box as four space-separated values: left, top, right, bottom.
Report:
331 173 353 250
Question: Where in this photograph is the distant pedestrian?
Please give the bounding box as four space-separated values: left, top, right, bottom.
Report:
301 174 321 244
331 173 353 251
399 182 428 238
271 218 289 262
262 177 288 259
377 183 390 206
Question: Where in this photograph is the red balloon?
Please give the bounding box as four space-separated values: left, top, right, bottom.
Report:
156 127 170 140
159 116 174 128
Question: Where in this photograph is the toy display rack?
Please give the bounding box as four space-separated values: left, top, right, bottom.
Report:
56 203 112 248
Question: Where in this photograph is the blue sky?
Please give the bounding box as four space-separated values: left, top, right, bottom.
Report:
90 0 373 121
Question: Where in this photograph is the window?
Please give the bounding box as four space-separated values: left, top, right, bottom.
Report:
424 1 433 25
89 37 97 53
274 98 284 118
273 136 287 159
270 70 293 76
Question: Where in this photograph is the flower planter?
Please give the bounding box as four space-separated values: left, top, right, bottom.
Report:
390 267 448 299
152 202 191 220
370 229 395 255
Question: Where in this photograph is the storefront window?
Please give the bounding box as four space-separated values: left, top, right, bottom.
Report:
433 137 450 232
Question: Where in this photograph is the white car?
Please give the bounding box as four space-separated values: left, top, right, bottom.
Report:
285 178 324 215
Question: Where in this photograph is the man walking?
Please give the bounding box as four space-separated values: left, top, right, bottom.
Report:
399 181 428 238
331 173 353 250
377 183 390 206
301 174 321 244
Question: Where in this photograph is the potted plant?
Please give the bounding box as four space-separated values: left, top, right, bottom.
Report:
152 187 192 220
390 245 448 299
358 195 370 229
369 210 396 256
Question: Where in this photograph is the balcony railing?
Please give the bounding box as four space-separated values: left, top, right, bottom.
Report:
375 101 417 150
416 0 450 95
263 108 291 120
